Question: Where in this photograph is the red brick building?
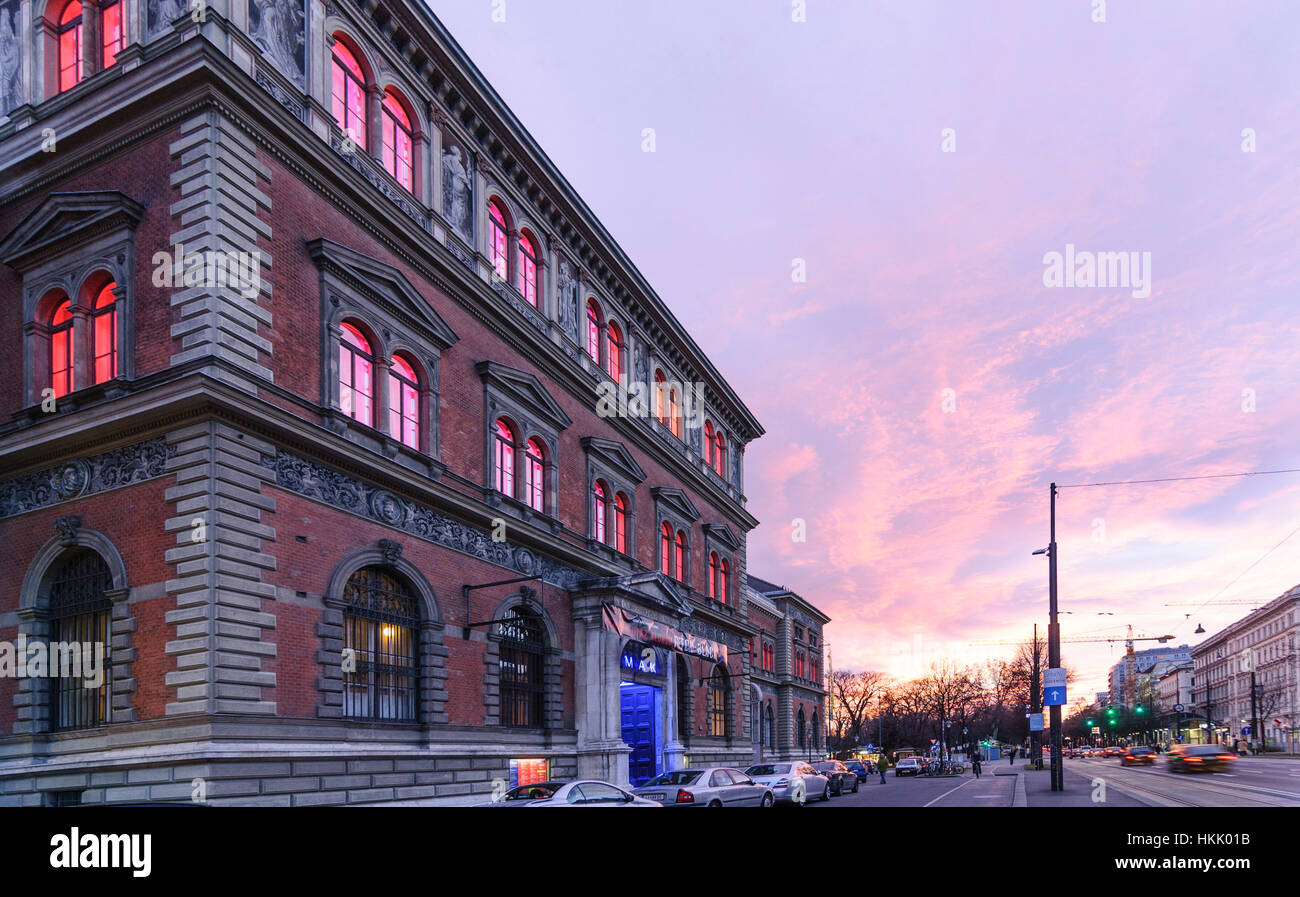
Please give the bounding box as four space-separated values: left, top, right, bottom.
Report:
0 0 827 805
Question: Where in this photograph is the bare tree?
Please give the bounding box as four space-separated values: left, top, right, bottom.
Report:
831 670 887 750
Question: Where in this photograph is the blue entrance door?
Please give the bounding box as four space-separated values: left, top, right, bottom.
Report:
620 682 661 786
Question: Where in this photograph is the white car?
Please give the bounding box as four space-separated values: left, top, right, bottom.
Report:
894 757 923 777
744 762 832 805
481 779 661 807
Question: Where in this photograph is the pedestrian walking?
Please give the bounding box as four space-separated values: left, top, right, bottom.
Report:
972 754 982 779
1008 746 1017 766
877 754 889 784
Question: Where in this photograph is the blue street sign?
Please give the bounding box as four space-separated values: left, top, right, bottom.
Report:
1242 726 1251 735
1044 686 1066 706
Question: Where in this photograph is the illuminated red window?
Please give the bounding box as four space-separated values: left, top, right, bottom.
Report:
381 90 414 192
593 480 607 543
388 354 420 450
704 421 714 467
606 321 623 381
669 388 681 438
796 651 805 679
494 419 516 496
331 39 367 148
50 298 74 398
488 200 509 281
101 0 124 69
57 1 83 93
708 552 718 599
761 642 773 672
713 430 726 477
92 281 117 383
614 493 627 553
654 370 666 423
525 438 545 512
660 522 671 575
718 557 728 604
338 322 374 425
586 299 601 361
517 231 540 306
674 530 686 581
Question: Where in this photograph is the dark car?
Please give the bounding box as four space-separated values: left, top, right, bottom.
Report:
1167 744 1236 773
1102 746 1124 758
843 759 871 782
811 760 859 795
1121 746 1156 767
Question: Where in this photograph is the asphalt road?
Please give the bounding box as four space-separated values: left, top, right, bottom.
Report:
801 769 1015 807
1066 755 1300 807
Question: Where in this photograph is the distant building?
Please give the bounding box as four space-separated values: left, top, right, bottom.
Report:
1108 644 1193 707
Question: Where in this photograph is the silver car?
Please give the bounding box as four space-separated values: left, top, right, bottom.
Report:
480 779 661 807
744 761 832 805
632 767 774 807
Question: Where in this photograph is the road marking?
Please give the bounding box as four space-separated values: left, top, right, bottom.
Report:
923 777 977 808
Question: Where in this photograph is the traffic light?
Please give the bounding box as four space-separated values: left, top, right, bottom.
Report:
1135 705 1145 715
1086 718 1094 727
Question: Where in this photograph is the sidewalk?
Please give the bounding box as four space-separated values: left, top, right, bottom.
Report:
1014 766 1150 807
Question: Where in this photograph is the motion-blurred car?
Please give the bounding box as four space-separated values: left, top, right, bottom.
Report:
745 762 831 805
894 757 923 777
1121 746 1156 767
811 759 860 795
482 779 660 806
1103 746 1124 758
1167 744 1236 773
632 767 773 807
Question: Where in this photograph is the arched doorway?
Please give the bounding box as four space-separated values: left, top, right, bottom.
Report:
619 640 667 786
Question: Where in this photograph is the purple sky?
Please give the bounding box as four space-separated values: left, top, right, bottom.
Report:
432 0 1300 697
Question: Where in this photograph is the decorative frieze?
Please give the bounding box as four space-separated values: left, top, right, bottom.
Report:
0 438 174 519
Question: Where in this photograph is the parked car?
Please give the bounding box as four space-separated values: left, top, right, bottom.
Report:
1167 744 1236 774
632 767 774 807
745 762 832 804
811 759 860 795
482 779 661 807
843 759 871 782
894 757 923 777
1121 746 1156 767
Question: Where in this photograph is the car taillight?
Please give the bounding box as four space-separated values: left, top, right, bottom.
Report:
773 778 789 788
1185 757 1202 762
675 789 695 804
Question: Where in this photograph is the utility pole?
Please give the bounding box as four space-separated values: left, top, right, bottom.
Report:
1030 623 1042 770
1047 482 1064 791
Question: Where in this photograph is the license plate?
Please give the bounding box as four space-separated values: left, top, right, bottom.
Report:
645 792 665 801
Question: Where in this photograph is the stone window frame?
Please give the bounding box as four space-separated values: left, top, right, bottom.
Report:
477 361 572 524
15 520 133 734
650 486 700 590
317 543 449 726
702 522 740 606
482 589 563 730
580 436 645 559
309 238 458 461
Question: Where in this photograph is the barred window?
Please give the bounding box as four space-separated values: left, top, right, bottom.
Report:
797 706 806 748
707 664 729 737
763 704 774 748
47 550 112 731
499 608 545 727
342 567 418 722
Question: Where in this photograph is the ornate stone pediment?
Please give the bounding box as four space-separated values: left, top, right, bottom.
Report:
477 361 573 432
575 570 694 617
702 522 741 552
650 486 700 523
580 436 645 484
0 191 145 272
307 238 459 349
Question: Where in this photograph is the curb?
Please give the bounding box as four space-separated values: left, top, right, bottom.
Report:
992 769 1027 807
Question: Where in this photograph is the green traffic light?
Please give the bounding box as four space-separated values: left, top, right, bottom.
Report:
1136 706 1144 714
1086 719 1094 726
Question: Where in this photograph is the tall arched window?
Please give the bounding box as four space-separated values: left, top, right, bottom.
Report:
606 321 623 381
488 199 510 281
47 549 112 730
614 493 628 554
654 370 667 424
797 706 806 748
708 664 729 737
50 298 74 398
763 704 774 749
341 566 418 721
704 421 715 468
330 39 368 147
718 557 729 605
499 607 545 727
708 552 718 600
517 230 540 306
660 522 672 575
92 281 117 384
57 1 83 93
714 429 726 477
493 418 516 496
669 387 681 438
674 529 686 581
812 711 821 750
586 299 601 361
381 89 414 192
387 354 420 450
338 322 374 426
101 0 124 68
592 479 607 543
525 438 545 512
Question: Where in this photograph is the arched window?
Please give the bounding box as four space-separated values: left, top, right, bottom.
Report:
708 664 729 737
812 711 820 750
47 549 112 730
387 354 420 450
517 230 540 306
614 493 628 554
92 281 117 384
592 479 607 543
525 438 545 512
499 607 545 727
50 298 74 398
708 551 718 599
338 322 374 426
718 557 729 605
57 1 83 93
797 706 806 747
488 199 510 281
101 0 124 69
674 529 686 581
714 429 727 477
668 387 681 438
606 321 623 381
654 370 666 424
330 38 368 148
660 522 672 575
493 418 516 496
381 89 414 192
341 566 418 721
586 299 601 361
763 703 774 748
704 420 715 468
